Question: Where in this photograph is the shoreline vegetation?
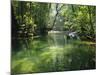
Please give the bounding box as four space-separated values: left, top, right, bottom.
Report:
11 1 96 74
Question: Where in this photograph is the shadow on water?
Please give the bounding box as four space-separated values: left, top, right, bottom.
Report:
11 34 96 74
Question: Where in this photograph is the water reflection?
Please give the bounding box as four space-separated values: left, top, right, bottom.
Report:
11 33 96 74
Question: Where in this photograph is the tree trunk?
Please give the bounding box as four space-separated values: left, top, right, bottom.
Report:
88 6 94 34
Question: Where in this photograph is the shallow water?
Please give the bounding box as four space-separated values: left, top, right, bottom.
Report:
11 33 96 74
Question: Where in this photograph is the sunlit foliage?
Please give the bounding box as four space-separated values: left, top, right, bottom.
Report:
11 1 96 74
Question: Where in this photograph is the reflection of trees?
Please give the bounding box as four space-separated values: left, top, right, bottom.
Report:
12 40 95 73
11 1 96 73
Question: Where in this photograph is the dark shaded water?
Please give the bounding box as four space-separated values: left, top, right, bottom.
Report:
11 32 96 74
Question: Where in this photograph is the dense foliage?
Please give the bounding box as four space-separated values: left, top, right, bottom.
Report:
11 1 96 74
12 1 96 41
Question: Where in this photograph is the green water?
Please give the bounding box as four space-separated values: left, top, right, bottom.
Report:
11 34 96 74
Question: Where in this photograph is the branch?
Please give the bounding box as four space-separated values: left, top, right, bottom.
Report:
51 4 65 29
58 4 65 11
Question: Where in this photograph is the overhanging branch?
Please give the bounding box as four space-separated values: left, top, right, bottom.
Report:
51 4 65 29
